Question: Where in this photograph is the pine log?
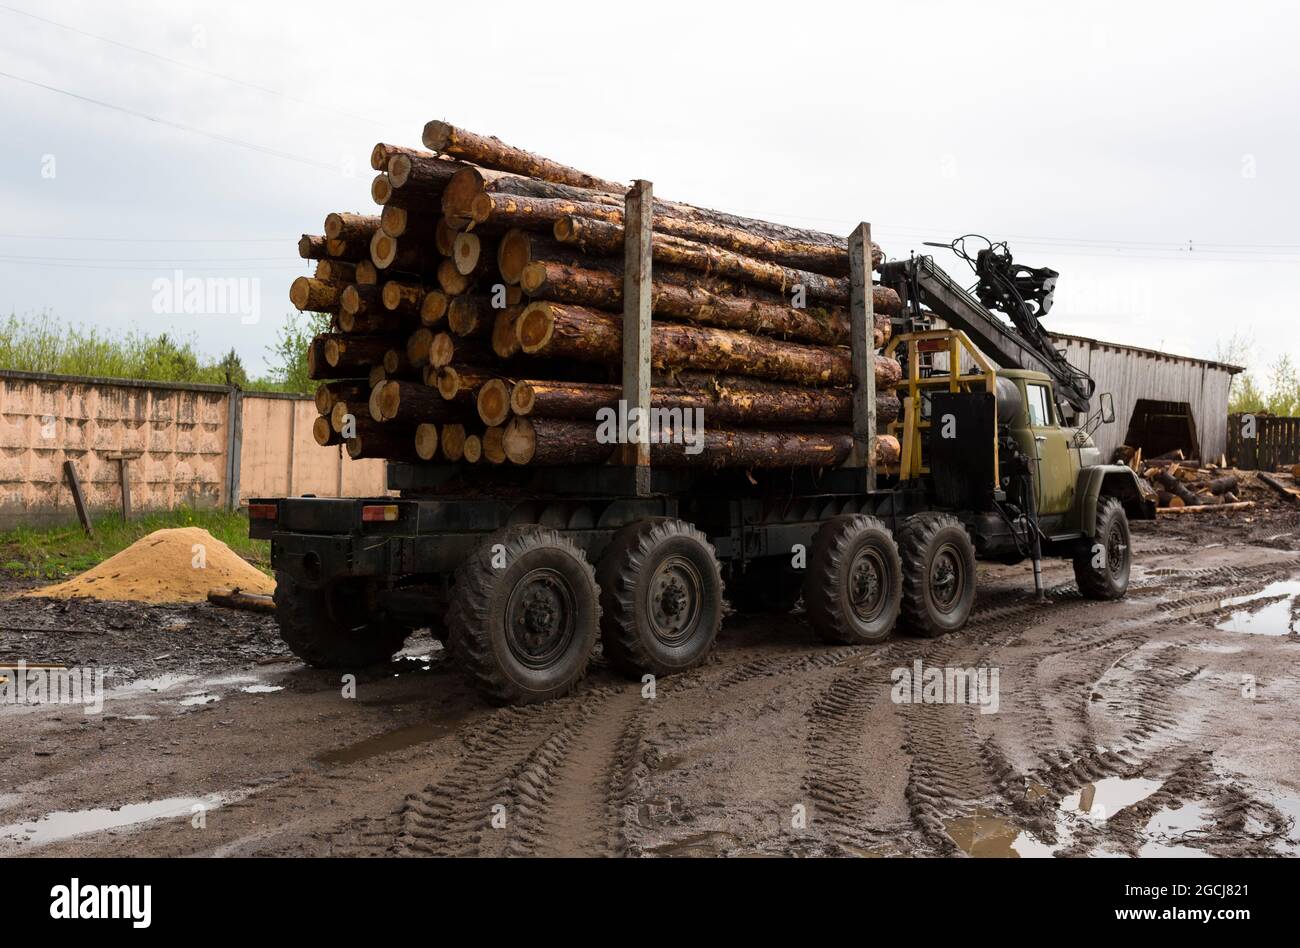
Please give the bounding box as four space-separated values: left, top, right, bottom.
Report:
312 415 342 446
371 231 440 272
383 348 417 378
347 427 422 462
463 192 881 277
554 216 849 302
327 235 371 258
355 261 379 286
420 290 451 326
477 378 514 427
436 366 493 405
388 151 469 198
369 364 388 388
379 203 439 240
325 213 380 244
299 234 328 259
325 335 390 372
371 143 427 172
1205 474 1240 496
520 260 889 347
462 434 483 464
483 426 507 464
453 231 493 276
371 173 392 205
424 121 625 192
440 423 467 462
501 417 895 469
382 280 427 316
307 335 331 380
314 380 370 416
414 423 440 461
314 259 357 284
516 302 901 388
290 277 342 313
377 381 463 423
340 283 384 318
508 376 901 428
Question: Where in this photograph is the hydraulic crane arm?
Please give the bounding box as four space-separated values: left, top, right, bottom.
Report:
879 242 1095 416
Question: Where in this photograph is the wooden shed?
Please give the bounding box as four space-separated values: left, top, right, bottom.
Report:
1049 333 1242 464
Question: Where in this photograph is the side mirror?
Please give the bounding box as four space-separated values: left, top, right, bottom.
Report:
1099 392 1116 425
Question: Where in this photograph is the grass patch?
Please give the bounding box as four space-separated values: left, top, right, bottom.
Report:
0 507 269 581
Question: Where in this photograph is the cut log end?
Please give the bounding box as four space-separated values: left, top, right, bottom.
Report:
477 378 512 427
312 415 336 446
430 332 456 369
516 302 554 353
371 174 391 206
510 380 536 416
441 423 466 462
483 426 507 464
414 423 439 461
453 232 482 276
420 291 449 326
463 434 483 464
503 417 535 465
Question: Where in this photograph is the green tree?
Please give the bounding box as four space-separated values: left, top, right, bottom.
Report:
1228 372 1264 414
262 310 332 393
1264 354 1300 417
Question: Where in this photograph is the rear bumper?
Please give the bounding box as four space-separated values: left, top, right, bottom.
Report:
270 530 492 586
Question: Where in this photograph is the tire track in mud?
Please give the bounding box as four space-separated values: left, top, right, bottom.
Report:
392 684 648 857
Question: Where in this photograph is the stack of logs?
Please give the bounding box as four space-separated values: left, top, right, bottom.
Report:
292 122 905 471
1115 446 1253 513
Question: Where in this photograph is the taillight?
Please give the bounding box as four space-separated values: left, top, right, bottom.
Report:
361 504 399 522
248 503 277 520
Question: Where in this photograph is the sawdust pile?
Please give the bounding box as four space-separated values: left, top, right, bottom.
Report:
26 527 274 604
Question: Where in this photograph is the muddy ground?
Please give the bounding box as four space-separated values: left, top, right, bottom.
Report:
2 511 1300 858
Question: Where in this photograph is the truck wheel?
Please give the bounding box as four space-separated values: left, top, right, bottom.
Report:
897 513 977 638
728 558 803 614
597 518 723 678
1074 497 1131 600
803 515 902 645
447 526 599 705
273 574 410 668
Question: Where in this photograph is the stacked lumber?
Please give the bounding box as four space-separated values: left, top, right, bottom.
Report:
294 122 905 470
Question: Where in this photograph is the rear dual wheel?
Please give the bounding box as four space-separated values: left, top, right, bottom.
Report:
803 515 903 645
597 518 724 678
447 526 600 705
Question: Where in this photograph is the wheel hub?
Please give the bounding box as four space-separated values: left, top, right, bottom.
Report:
849 548 886 621
505 568 576 669
648 555 704 645
931 545 963 611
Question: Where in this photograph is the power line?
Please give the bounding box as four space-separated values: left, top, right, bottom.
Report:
0 233 285 242
0 3 393 129
0 68 339 170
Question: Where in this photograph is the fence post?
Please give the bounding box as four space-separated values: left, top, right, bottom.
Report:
225 387 243 511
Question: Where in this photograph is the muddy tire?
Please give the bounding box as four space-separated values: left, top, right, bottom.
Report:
727 557 804 614
273 573 410 668
897 513 977 638
1074 497 1131 600
447 526 600 705
801 515 902 645
597 518 723 678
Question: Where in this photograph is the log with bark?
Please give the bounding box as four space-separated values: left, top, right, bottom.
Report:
515 301 902 388
508 375 901 428
424 121 625 192
519 259 890 347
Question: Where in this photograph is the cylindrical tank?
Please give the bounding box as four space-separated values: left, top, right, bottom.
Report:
995 376 1023 426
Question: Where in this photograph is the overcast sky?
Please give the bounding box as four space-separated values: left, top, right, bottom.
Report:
1 0 1296 378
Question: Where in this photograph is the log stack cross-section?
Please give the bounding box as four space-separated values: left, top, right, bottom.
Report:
293 122 904 473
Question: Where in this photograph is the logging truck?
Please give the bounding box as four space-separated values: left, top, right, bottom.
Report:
252 235 1154 705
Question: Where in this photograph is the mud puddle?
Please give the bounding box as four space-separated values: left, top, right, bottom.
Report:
1216 580 1300 635
0 794 229 848
314 717 464 767
949 777 1163 858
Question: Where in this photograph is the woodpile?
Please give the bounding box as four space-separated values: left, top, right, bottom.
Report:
294 122 904 470
1115 445 1260 514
